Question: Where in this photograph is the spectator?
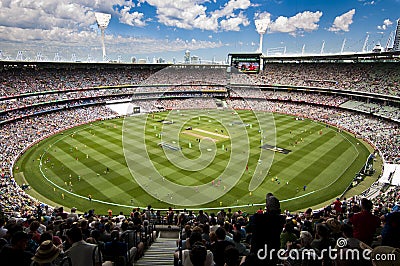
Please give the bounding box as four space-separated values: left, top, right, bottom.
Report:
210 227 234 266
0 231 32 266
31 240 61 266
249 193 285 265
349 198 381 246
65 227 102 266
224 246 240 266
380 211 400 248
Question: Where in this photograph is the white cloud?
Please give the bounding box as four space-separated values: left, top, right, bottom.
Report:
0 25 223 61
220 12 250 31
268 11 322 36
377 19 393 30
119 6 146 27
328 9 356 32
142 0 251 31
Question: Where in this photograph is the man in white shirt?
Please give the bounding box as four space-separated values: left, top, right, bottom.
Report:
65 226 102 266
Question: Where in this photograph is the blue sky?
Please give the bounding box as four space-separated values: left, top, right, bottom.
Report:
0 0 399 63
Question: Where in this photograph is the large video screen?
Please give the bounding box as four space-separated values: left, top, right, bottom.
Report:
230 54 260 74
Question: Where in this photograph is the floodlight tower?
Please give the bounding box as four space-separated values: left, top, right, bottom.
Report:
394 19 400 51
255 19 268 54
95 12 111 62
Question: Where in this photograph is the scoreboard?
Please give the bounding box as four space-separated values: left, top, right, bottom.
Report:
228 52 261 74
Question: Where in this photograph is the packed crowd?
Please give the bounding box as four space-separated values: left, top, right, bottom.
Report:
0 63 399 265
171 189 400 266
230 63 400 96
0 205 156 265
140 65 227 86
0 186 398 266
229 88 349 107
0 67 158 97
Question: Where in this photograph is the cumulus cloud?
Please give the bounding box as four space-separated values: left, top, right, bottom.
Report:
0 0 224 61
220 12 250 31
119 6 146 27
0 0 136 30
267 11 322 36
377 19 393 30
328 9 355 32
0 25 223 61
141 0 251 31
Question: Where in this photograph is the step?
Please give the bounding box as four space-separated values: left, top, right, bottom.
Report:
135 238 177 266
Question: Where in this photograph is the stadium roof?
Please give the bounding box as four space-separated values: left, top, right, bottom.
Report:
262 51 400 63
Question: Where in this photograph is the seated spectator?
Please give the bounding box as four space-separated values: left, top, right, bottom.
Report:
285 231 318 266
189 242 208 266
224 246 239 266
65 226 102 266
232 230 249 256
31 240 61 266
311 223 335 265
103 230 136 266
280 220 298 249
0 230 33 266
67 207 79 222
178 232 214 266
210 227 234 266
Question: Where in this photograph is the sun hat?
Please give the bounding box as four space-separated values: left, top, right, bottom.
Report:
326 218 341 233
31 240 60 263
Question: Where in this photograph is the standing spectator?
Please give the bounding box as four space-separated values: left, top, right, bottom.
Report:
380 211 400 248
349 198 381 246
333 198 342 214
249 193 285 265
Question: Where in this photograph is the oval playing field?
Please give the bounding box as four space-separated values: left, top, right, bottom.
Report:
14 109 372 214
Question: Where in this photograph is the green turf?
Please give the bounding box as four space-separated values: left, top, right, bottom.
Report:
14 109 373 214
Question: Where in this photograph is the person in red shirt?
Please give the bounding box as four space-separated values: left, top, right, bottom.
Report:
349 198 381 245
333 198 342 214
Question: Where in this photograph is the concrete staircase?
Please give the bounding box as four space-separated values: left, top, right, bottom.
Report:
134 237 178 266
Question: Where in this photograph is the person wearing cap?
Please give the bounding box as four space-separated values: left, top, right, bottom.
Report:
31 240 61 266
249 193 285 266
67 208 79 222
0 230 33 266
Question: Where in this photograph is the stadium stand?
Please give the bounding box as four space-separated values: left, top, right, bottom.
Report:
0 60 399 265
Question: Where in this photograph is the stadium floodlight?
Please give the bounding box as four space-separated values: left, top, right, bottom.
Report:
394 19 400 51
255 19 269 54
95 12 111 62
